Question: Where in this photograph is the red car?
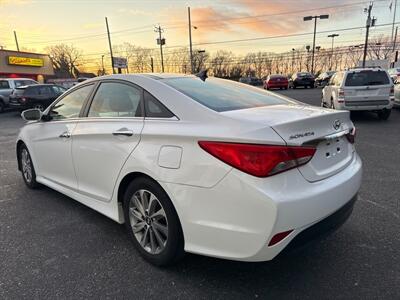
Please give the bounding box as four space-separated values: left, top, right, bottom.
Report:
264 75 289 90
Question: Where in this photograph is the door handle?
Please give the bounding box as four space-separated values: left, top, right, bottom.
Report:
112 129 134 137
59 131 71 138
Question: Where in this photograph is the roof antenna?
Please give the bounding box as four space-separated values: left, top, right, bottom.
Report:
195 69 208 81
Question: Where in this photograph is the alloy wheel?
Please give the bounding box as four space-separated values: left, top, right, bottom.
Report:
21 149 32 183
129 189 168 254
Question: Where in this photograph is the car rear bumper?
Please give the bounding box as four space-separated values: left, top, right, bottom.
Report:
280 194 356 255
267 83 288 88
161 152 362 262
336 100 393 111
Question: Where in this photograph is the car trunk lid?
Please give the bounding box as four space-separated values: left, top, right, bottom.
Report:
221 104 355 182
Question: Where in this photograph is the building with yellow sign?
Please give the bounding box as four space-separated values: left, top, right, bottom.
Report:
0 49 54 82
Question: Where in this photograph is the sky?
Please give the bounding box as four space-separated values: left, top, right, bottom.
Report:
0 0 397 72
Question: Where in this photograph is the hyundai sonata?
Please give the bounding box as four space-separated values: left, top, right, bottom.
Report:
17 73 362 266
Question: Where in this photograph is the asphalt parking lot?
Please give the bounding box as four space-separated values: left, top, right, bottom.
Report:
1 88 399 299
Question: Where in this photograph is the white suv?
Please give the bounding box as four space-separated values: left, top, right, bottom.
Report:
322 68 394 120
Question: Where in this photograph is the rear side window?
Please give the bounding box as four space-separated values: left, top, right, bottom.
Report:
0 81 10 89
144 91 174 118
37 86 51 95
345 71 390 86
88 82 142 118
162 77 287 112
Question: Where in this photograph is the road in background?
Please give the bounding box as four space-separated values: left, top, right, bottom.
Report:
1 88 399 299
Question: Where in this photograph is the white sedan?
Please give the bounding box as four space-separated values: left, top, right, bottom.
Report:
17 74 362 266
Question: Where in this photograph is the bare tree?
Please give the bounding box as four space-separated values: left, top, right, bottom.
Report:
45 44 82 78
368 35 392 60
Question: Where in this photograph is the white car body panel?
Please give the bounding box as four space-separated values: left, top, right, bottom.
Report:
17 74 363 262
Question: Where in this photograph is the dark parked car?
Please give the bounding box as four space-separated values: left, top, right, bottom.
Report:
315 71 336 87
290 72 315 89
239 77 263 86
264 74 289 90
9 84 66 111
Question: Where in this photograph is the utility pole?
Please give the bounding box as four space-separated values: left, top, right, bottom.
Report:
14 31 19 51
393 26 398 51
328 33 339 70
392 0 398 42
150 57 154 73
362 3 376 68
303 14 329 74
105 17 115 74
188 7 194 74
155 25 165 72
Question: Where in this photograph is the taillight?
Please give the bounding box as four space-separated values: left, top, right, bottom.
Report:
20 97 27 103
390 86 394 96
198 141 316 177
338 89 345 98
346 127 356 144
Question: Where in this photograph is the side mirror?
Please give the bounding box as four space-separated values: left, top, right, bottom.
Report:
21 109 42 121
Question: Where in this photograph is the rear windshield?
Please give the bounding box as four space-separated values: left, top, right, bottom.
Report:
270 75 286 79
345 70 390 86
162 77 288 112
298 72 312 77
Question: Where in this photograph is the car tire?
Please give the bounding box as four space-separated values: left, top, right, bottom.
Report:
0 101 4 113
377 108 391 120
18 144 41 189
293 84 297 89
310 85 315 89
123 177 184 266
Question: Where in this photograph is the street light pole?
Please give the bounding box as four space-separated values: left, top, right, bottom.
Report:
303 14 329 74
328 33 339 70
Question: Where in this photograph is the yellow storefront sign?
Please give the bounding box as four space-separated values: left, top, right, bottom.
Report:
8 56 44 67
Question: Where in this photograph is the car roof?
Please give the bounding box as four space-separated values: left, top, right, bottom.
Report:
346 67 386 72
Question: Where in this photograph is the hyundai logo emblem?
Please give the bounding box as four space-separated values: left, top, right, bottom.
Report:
333 119 341 130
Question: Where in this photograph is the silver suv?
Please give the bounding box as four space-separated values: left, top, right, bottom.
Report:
0 78 38 112
322 68 394 120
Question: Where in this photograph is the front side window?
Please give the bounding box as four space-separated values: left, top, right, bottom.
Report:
0 81 10 89
88 82 142 118
162 77 288 112
51 86 66 95
49 84 94 120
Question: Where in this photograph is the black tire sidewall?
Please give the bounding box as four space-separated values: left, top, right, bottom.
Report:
123 177 184 266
